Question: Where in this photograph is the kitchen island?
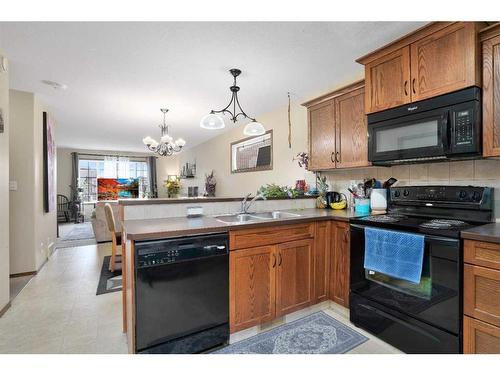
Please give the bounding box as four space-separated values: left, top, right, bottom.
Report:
119 202 366 353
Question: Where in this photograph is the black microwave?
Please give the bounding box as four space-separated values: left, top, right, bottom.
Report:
368 87 481 165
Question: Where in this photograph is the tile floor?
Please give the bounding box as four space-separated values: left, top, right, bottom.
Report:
0 242 400 354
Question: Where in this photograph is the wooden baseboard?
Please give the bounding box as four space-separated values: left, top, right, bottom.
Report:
0 302 11 318
10 271 36 278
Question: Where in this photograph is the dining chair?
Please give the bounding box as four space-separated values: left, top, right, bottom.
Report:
104 203 122 272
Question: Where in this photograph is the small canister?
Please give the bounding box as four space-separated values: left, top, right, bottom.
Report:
370 188 387 213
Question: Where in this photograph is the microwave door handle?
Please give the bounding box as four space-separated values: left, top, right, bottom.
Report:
441 112 450 152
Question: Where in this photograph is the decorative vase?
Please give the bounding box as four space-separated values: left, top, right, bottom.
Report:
205 183 216 197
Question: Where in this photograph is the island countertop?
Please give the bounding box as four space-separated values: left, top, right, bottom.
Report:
118 195 316 206
461 223 500 244
122 208 366 241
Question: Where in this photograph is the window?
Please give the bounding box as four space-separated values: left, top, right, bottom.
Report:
78 157 150 202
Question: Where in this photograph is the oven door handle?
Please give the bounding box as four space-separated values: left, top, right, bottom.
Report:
350 224 460 245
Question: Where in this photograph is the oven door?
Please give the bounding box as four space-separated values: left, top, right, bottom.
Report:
368 108 450 163
350 224 461 335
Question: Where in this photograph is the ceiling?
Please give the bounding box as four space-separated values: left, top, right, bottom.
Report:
0 22 426 152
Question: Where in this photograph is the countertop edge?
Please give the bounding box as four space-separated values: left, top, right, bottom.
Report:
125 213 353 242
461 232 500 244
118 195 317 206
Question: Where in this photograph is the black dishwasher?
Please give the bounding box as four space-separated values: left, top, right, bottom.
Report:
134 232 229 354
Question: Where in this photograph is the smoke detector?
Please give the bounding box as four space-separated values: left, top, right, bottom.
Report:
41 80 67 90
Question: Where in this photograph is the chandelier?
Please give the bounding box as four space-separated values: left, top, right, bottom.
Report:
142 108 186 156
200 68 265 136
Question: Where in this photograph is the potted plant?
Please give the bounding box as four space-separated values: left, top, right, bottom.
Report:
164 177 181 198
204 170 216 197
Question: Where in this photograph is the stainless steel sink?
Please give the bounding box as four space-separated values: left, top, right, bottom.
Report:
251 211 303 219
214 211 303 224
214 213 264 224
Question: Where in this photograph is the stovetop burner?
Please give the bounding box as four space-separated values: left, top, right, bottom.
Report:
419 219 467 229
361 214 407 223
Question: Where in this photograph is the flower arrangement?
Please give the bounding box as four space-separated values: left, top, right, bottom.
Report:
293 152 309 169
204 170 216 197
258 183 300 199
164 177 181 198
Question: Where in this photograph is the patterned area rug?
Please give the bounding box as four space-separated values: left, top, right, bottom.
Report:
96 255 122 295
57 222 97 249
214 311 367 354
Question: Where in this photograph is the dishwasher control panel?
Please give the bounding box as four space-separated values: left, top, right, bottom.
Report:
135 233 229 268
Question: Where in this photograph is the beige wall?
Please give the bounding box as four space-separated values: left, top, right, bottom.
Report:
160 101 316 198
9 90 57 274
0 50 10 311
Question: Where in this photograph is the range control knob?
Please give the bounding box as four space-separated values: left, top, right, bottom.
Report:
403 189 410 197
459 190 467 199
394 190 401 198
473 191 481 201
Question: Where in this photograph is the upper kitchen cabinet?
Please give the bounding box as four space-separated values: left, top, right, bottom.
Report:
358 22 485 114
481 23 500 157
307 100 336 170
303 80 369 171
364 47 411 113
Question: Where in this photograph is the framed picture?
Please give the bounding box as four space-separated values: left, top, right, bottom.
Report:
43 112 56 213
230 130 273 173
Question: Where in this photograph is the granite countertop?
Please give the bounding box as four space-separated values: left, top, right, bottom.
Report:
123 208 366 241
461 223 500 244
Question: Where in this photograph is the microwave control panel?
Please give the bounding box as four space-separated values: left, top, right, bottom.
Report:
454 109 473 146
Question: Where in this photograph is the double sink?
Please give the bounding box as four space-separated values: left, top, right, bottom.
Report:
214 211 302 224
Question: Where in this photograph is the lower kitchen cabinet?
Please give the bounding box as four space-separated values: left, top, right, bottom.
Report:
313 221 330 303
229 219 350 333
330 221 350 307
276 239 314 316
463 238 500 353
229 245 276 333
464 316 500 354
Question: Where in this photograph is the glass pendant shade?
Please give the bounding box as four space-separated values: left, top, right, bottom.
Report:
243 121 265 136
200 113 225 130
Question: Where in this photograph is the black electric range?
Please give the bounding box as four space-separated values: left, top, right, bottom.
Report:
349 185 493 354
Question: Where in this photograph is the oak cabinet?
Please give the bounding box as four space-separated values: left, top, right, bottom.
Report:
365 47 411 113
329 221 350 307
464 316 500 354
463 237 500 353
359 22 483 114
313 221 330 303
308 101 336 170
303 81 369 171
481 24 500 157
275 239 314 316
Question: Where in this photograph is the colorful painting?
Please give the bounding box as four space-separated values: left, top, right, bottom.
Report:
97 178 139 201
43 112 56 213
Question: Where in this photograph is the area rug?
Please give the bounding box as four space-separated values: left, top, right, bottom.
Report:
96 255 122 295
214 311 368 354
61 222 95 241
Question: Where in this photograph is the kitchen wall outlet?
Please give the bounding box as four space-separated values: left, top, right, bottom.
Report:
9 181 18 191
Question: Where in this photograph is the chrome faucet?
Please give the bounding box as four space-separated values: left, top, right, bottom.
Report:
240 193 267 214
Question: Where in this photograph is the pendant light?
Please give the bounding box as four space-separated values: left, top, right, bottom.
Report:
201 68 265 136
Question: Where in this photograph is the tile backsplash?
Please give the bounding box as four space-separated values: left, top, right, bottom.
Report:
322 159 500 220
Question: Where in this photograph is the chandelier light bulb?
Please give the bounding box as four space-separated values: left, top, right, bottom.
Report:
243 121 265 136
161 134 173 143
175 138 186 147
200 113 225 130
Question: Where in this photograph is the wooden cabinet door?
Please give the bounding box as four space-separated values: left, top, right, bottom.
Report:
313 221 330 303
464 316 500 354
308 100 336 171
464 264 500 327
410 22 479 102
230 246 276 333
276 239 313 316
483 32 500 157
330 221 350 307
365 46 411 113
335 86 369 168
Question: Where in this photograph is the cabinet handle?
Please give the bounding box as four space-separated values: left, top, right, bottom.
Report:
272 253 276 268
278 253 282 266
337 151 341 164
412 78 416 94
330 152 335 163
404 80 408 96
